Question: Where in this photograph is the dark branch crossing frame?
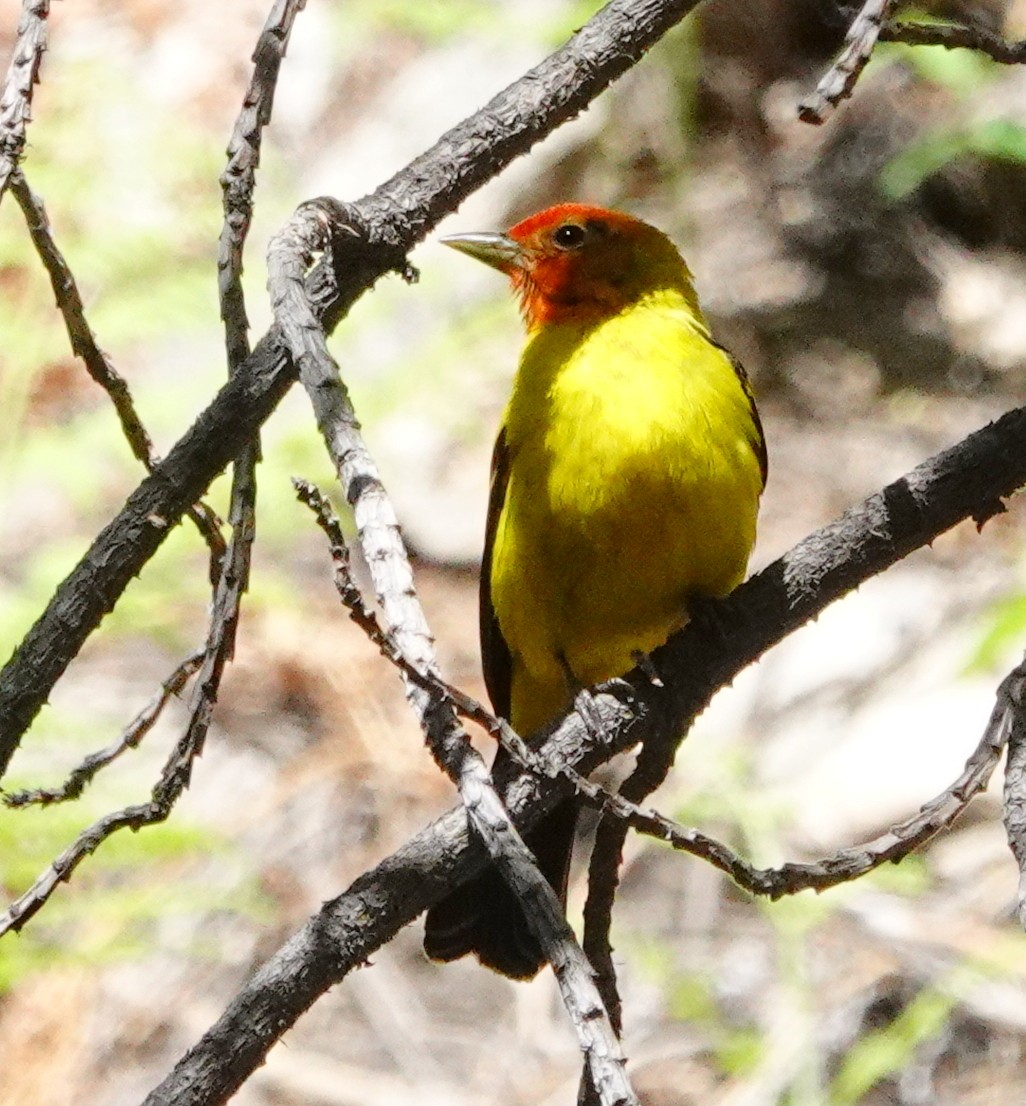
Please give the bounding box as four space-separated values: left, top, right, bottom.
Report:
1 1 1026 1105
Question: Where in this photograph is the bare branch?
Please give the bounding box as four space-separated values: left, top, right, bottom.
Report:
1 650 204 809
0 499 259 938
8 169 226 569
0 646 216 936
881 18 1026 63
0 0 705 773
799 0 895 124
581 671 1011 895
0 0 307 927
171 0 311 797
0 0 49 201
96 0 314 894
1 799 174 937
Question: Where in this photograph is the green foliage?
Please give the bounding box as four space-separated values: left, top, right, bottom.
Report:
0 792 270 993
349 0 499 40
633 941 766 1079
340 0 605 48
881 119 1026 200
872 30 1026 201
970 590 1026 672
879 34 1000 96
827 979 958 1104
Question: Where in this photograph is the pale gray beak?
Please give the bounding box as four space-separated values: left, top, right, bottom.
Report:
441 231 527 273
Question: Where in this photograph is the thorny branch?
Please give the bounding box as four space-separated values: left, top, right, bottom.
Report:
0 0 307 931
590 665 1016 894
0 0 49 201
0 646 212 935
219 0 306 368
801 1 1026 126
1001 660 1026 926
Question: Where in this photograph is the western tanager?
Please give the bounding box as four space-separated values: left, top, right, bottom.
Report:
423 204 766 979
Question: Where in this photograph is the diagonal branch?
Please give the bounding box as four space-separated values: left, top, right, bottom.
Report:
141 405 1026 1106
0 646 209 936
0 0 704 778
0 0 49 202
578 661 1015 894
1 649 204 810
0 0 309 935
293 479 637 1106
8 169 226 568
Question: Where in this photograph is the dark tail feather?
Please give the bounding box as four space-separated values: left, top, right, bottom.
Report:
423 799 578 980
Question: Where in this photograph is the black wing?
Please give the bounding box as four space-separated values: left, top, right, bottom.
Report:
717 343 768 489
479 425 514 720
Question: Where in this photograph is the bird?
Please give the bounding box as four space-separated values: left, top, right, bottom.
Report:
423 203 767 979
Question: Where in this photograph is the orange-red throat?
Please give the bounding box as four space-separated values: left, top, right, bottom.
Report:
442 203 700 329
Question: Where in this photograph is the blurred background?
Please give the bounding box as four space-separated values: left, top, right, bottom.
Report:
2 1 1026 1103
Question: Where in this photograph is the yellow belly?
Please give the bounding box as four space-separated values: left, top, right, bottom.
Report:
491 291 763 734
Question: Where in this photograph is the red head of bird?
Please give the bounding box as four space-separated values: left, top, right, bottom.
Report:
442 203 701 329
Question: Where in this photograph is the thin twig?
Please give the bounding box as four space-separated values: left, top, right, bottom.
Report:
0 0 49 201
2 801 176 936
2 650 204 809
11 170 156 464
0 482 258 939
0 652 218 937
125 0 310 864
582 729 665 1041
0 0 307 932
881 19 1026 63
8 169 226 569
177 0 310 763
799 0 896 124
293 477 637 1101
219 0 306 368
573 675 1011 896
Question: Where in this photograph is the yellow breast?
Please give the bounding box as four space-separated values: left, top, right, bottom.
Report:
491 288 763 732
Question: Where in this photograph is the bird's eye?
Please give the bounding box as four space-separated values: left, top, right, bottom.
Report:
552 223 587 250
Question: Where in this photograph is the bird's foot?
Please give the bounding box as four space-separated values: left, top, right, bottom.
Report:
571 685 606 742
